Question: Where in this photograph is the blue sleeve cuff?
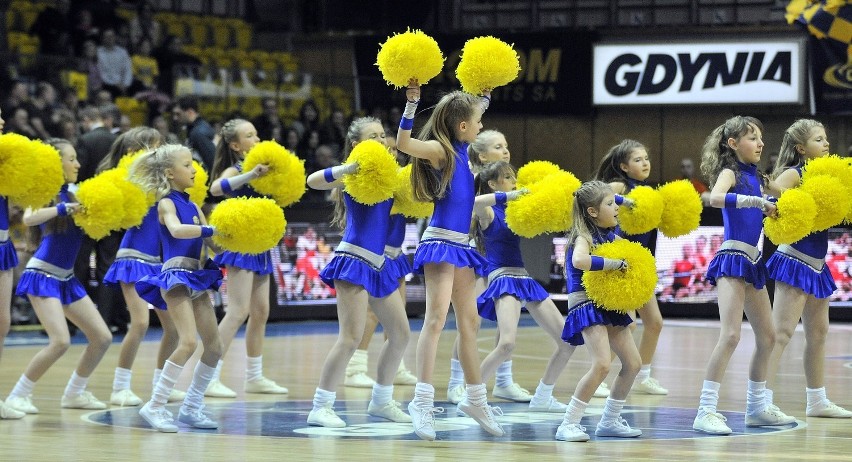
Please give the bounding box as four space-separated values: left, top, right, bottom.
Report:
494 192 507 205
200 226 214 238
399 117 414 131
724 193 737 208
323 167 335 183
221 178 233 195
590 256 604 271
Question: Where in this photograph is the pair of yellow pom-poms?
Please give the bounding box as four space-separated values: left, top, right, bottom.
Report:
657 180 702 238
376 29 445 88
764 188 817 245
73 175 124 239
506 162 580 238
243 141 306 208
456 36 521 95
209 197 286 255
618 186 663 235
342 139 399 205
391 164 433 218
582 239 657 314
0 134 65 208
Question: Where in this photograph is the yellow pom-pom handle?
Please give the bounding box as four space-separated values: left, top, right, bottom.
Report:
186 160 208 207
376 29 444 88
657 180 702 238
209 197 286 255
582 239 657 313
516 160 561 189
618 186 663 235
456 36 521 94
342 139 398 205
244 141 306 207
73 175 125 239
6 139 65 208
763 188 816 245
800 174 850 232
391 164 434 218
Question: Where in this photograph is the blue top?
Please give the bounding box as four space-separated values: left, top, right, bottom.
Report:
387 214 406 248
565 227 616 293
342 192 393 254
721 162 763 246
161 190 204 260
33 185 83 269
786 165 828 258
427 141 475 233
482 203 524 272
118 205 160 255
0 196 9 231
617 178 655 249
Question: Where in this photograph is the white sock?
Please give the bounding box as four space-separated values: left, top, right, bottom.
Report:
765 388 774 407
64 371 89 398
398 359 410 373
371 383 394 406
346 349 368 375
153 368 162 390
9 374 36 399
635 364 651 383
466 383 487 406
746 380 767 415
495 360 513 388
211 360 224 382
448 359 464 389
151 360 183 407
413 382 435 409
246 356 263 383
182 361 217 412
563 396 588 425
698 380 721 414
806 387 828 408
600 397 626 424
113 367 132 392
532 380 555 403
312 388 336 410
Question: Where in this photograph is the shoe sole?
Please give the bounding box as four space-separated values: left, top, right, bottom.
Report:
307 416 346 428
555 433 590 442
458 403 504 437
529 406 567 413
595 430 642 437
692 425 731 435
140 411 178 433
807 411 852 418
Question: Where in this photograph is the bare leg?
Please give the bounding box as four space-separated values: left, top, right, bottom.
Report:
479 296 521 382
317 281 368 391
116 283 150 370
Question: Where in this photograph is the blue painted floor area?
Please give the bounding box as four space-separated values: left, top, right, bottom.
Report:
85 401 805 441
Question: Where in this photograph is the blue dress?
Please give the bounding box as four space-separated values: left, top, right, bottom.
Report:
476 203 549 321
103 205 162 285
705 162 767 289
16 185 87 305
212 162 274 275
766 166 836 298
0 195 19 271
413 141 488 274
384 213 412 280
135 190 223 310
319 192 399 298
616 178 656 251
561 228 633 346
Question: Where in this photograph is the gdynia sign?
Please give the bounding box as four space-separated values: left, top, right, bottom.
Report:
593 39 804 105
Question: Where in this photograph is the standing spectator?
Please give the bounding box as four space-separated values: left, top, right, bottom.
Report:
28 0 72 56
77 40 103 98
319 108 347 153
99 103 122 136
1 81 29 117
128 1 162 50
679 158 710 205
172 95 216 171
25 82 59 139
70 9 100 57
96 29 133 98
253 98 285 142
151 36 201 96
152 115 180 144
283 127 300 152
5 108 39 139
297 128 321 172
291 100 320 139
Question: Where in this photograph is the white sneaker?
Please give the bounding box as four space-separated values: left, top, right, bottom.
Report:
555 422 590 442
693 410 732 435
408 401 443 441
745 407 796 427
593 382 610 398
4 395 38 414
595 416 642 437
0 400 26 419
807 401 852 418
492 383 533 402
458 399 504 436
204 380 237 398
343 372 376 388
633 377 668 395
167 389 187 403
61 391 107 410
529 396 568 413
307 404 346 428
245 376 289 394
447 384 465 404
368 400 412 422
139 402 178 433
110 389 143 407
393 368 418 386
178 406 218 429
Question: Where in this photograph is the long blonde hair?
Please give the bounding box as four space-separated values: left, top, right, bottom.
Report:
129 144 188 200
210 118 249 184
331 116 383 230
96 126 162 173
700 115 764 188
772 118 823 179
411 91 480 201
565 180 612 249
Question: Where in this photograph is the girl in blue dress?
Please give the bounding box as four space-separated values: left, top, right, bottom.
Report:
765 119 851 418
692 116 793 435
304 117 412 429
131 144 224 433
555 180 642 442
205 118 288 398
4 138 113 415
397 80 503 440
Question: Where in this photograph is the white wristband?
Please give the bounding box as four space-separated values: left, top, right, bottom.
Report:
403 101 418 119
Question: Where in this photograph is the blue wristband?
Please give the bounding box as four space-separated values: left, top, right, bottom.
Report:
399 117 414 131
200 226 214 238
590 256 604 271
221 178 233 195
614 194 624 205
494 192 507 205
323 167 335 183
56 203 68 216
724 193 737 208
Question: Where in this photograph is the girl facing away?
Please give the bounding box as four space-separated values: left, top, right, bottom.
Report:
764 119 851 419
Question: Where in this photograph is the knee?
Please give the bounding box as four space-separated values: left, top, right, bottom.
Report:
423 313 448 334
178 337 199 356
93 331 114 351
494 340 515 357
644 316 663 334
590 360 611 379
128 317 150 335
621 352 642 376
719 331 741 350
757 329 775 349
807 323 829 345
205 338 224 360
250 303 270 322
50 337 72 355
774 326 795 347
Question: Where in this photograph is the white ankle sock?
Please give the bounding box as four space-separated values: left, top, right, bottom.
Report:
600 397 626 424
9 374 36 399
563 396 588 425
698 380 721 414
246 356 263 382
413 382 435 408
64 371 89 398
806 387 828 408
746 380 767 415
765 388 774 407
313 388 336 410
371 383 394 406
635 364 651 383
152 360 183 406
448 359 464 388
211 360 224 382
153 368 162 390
495 361 513 388
533 380 555 403
113 367 132 392
183 361 217 412
466 383 487 406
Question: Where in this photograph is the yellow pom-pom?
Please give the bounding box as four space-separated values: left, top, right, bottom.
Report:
98 168 150 229
802 154 852 195
506 173 575 237
800 174 850 232
618 186 663 235
7 139 66 208
244 141 306 207
376 29 444 88
391 164 434 218
456 36 521 94
516 160 561 189
0 133 37 198
209 197 285 255
543 170 581 233
342 139 398 205
657 180 702 238
116 149 147 171
73 175 124 239
763 188 817 245
582 240 657 313
186 160 208 207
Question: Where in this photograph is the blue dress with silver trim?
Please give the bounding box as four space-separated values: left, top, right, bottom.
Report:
0 195 18 271
103 205 162 285
384 213 412 280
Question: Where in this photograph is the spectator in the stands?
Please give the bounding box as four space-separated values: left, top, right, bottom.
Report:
291 100 320 139
76 105 117 183
253 97 286 142
1 80 29 117
25 82 59 139
172 95 216 171
28 0 73 56
70 8 100 57
5 107 38 139
319 108 347 153
97 29 133 98
283 127 300 152
297 128 321 172
128 1 163 50
152 115 180 144
152 35 201 96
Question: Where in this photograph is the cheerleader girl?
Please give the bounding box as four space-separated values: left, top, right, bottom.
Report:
4 138 113 415
304 116 411 428
765 119 851 418
555 180 642 442
205 118 288 398
595 139 667 396
692 116 794 435
473 161 575 413
132 144 224 433
398 80 503 440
